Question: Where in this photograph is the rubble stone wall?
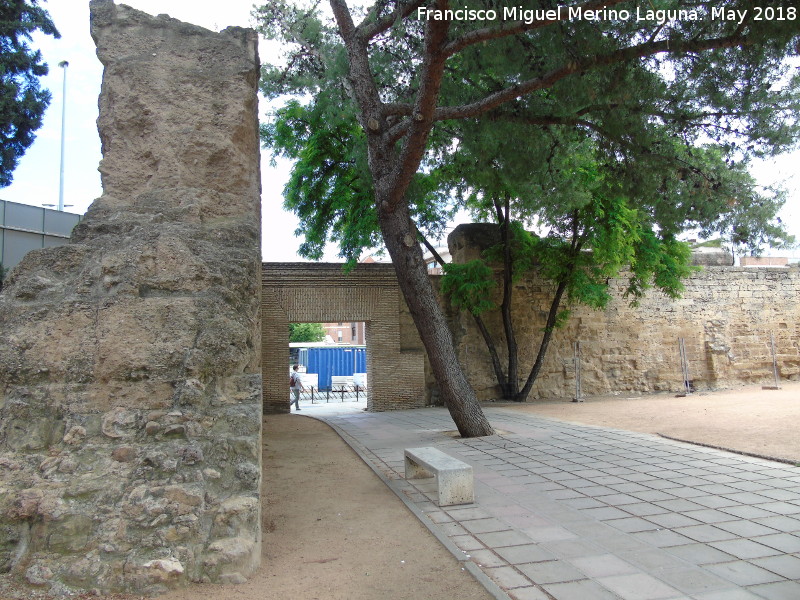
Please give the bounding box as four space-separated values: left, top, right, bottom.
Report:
445 225 800 400
0 1 262 594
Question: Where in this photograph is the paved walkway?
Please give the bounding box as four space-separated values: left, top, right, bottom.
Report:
313 406 800 600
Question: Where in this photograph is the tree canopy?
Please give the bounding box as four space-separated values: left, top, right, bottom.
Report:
256 0 799 436
289 322 327 343
0 0 60 187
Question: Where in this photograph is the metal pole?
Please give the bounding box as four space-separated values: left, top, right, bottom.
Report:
57 61 69 212
772 333 780 388
572 341 583 402
678 337 692 396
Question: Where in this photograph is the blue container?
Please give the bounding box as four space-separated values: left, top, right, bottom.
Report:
300 346 366 390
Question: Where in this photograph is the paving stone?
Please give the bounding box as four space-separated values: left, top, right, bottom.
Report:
606 517 662 533
517 560 586 584
713 520 778 538
652 566 733 595
539 538 604 559
476 530 534 547
461 518 512 534
750 554 800 579
673 524 737 543
631 528 695 548
569 553 640 578
682 508 739 524
596 572 683 599
622 502 671 517
692 588 764 599
451 534 485 551
746 580 800 600
702 561 784 586
494 544 556 565
751 532 800 553
708 539 782 560
644 512 702 529
485 565 532 589
542 579 621 600
468 549 508 568
505 585 551 600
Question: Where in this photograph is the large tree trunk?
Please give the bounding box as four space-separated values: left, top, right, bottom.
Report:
378 200 494 438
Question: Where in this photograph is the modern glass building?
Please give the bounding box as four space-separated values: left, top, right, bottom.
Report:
0 200 82 270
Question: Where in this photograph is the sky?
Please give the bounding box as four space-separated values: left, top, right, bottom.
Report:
2 0 799 260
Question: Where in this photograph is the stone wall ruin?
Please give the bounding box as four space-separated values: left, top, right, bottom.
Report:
446 224 800 400
0 1 262 594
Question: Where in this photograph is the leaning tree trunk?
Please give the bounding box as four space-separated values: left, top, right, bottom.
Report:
378 200 494 437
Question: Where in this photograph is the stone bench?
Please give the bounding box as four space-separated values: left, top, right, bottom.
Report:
404 447 474 506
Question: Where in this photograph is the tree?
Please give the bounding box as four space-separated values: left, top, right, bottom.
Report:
0 0 60 187
289 322 327 342
256 0 799 437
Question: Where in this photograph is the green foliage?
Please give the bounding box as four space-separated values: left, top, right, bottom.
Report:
289 322 326 343
0 0 60 187
441 260 497 316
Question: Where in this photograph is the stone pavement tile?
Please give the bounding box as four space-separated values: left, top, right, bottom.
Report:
702 560 784 586
721 505 778 520
728 480 773 493
751 554 800 579
746 580 800 600
618 548 692 572
721 491 775 504
631 528 695 548
756 488 800 501
542 579 621 600
446 506 494 520
691 495 741 509
664 485 707 498
595 573 683 599
606 516 662 533
476 530 534 547
673 524 737 543
545 488 586 500
752 532 800 553
506 585 551 600
713 519 778 538
516 559 586 584
596 492 641 505
654 498 708 512
451 534 484 552
561 496 604 510
644 512 702 529
753 515 800 532
692 588 764 600
539 538 604 559
425 510 453 524
519 526 577 543
495 544 556 565
633 489 679 502
665 543 737 565
579 506 630 521
485 565 531 589
569 553 639 578
461 518 512 535
754 501 800 516
622 502 671 517
682 508 739 524
653 566 734 596
468 549 508 568
708 539 783 560
440 521 470 536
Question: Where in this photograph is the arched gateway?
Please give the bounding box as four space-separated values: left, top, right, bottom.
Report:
262 263 427 412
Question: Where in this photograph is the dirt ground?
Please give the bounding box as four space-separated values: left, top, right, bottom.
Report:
2 382 798 599
502 381 800 464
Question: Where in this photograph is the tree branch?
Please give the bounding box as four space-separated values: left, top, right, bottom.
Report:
433 33 750 123
358 0 426 40
442 0 630 58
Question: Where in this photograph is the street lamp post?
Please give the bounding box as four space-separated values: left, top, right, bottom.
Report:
58 60 69 212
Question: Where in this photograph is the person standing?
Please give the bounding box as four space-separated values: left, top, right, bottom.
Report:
290 364 304 411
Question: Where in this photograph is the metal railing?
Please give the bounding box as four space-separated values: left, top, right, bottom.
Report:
294 385 367 404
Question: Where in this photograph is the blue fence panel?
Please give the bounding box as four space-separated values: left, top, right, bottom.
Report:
304 346 366 390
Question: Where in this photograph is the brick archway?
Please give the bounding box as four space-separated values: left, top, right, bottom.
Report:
261 263 427 412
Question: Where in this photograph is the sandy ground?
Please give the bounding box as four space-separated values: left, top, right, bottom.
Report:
501 381 800 464
2 382 798 599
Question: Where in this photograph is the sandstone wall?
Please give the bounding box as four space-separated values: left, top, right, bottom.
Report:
445 226 800 401
0 1 262 594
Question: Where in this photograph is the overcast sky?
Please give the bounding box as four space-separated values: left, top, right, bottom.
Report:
2 1 798 260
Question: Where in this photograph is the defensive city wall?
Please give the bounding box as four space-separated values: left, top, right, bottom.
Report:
444 225 800 401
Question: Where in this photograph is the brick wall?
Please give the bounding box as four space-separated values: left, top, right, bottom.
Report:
262 263 426 412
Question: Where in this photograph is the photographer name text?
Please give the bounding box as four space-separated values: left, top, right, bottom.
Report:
417 6 796 25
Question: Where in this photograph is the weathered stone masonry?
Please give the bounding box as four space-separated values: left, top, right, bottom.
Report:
262 263 426 413
446 225 800 400
0 2 262 594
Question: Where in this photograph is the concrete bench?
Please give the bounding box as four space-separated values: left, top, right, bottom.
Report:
404 447 474 506
330 375 354 390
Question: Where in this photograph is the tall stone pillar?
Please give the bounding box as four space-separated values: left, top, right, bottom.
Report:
0 1 262 594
